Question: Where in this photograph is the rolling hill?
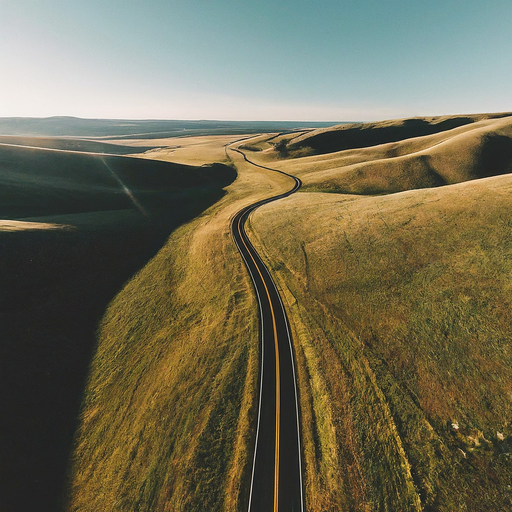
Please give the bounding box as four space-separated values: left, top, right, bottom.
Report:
286 112 512 155
245 114 512 196
0 143 236 512
243 113 512 511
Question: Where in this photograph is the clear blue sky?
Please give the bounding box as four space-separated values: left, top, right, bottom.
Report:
1 0 511 121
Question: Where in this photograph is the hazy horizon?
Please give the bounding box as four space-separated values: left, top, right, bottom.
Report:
1 111 510 123
0 115 347 122
2 0 512 121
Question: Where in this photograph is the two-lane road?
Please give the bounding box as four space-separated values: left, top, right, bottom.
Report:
230 147 304 512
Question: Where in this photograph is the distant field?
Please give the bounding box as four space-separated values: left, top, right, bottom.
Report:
0 116 340 138
120 134 254 165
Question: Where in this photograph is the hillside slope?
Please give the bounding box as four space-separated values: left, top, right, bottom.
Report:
286 112 512 155
245 158 512 511
247 115 512 196
0 144 234 218
65 142 295 512
248 173 512 511
0 144 236 512
6 118 512 512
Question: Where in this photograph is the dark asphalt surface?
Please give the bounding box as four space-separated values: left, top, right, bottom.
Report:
230 147 304 512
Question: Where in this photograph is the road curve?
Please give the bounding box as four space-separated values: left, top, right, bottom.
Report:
229 146 304 512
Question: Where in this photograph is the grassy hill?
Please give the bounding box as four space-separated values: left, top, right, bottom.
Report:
0 144 237 220
286 112 512 155
65 143 294 512
65 121 512 511
5 115 512 512
0 144 236 512
244 116 512 511
244 114 512 196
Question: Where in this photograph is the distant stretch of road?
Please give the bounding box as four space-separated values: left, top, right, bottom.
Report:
230 146 304 512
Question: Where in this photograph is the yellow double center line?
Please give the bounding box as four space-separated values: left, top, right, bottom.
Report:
237 213 281 512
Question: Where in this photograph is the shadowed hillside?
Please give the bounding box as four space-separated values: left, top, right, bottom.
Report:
248 115 512 196
298 117 512 195
0 136 156 155
0 145 236 512
0 144 234 218
286 112 512 155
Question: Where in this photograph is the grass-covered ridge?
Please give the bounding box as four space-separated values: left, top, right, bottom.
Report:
286 112 512 155
242 114 512 196
0 143 234 218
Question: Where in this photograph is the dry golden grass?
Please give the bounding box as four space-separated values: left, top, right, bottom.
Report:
287 112 512 155
0 219 72 232
66 139 295 511
108 134 254 166
247 175 512 511
10 115 512 511
246 115 512 195
0 141 238 512
69 120 512 510
236 131 311 155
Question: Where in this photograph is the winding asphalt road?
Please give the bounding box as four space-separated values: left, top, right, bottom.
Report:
230 146 304 512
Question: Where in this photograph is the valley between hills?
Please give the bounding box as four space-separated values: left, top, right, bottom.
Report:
1 113 512 511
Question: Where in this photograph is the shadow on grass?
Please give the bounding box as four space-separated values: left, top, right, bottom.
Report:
0 150 236 512
477 133 512 178
289 114 512 156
